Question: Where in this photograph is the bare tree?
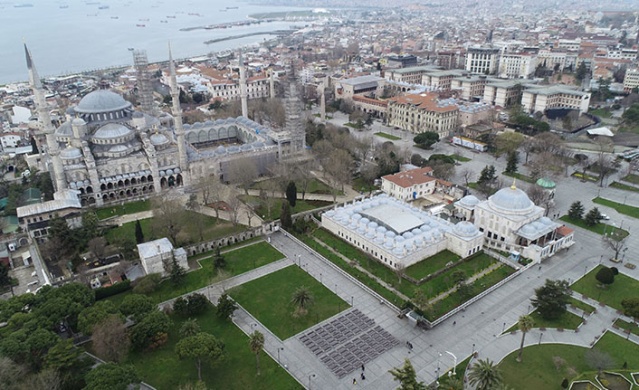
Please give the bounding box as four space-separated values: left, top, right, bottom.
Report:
460 167 474 187
595 138 616 187
226 188 243 225
20 369 61 390
603 229 628 260
324 149 353 202
293 160 315 200
91 315 131 362
226 157 258 195
520 137 536 164
88 237 107 261
526 184 554 216
585 349 615 376
151 195 187 246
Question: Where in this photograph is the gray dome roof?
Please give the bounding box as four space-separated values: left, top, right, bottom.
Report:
459 195 480 207
150 133 169 146
93 123 133 139
60 146 82 159
488 186 534 213
71 118 86 126
75 90 131 114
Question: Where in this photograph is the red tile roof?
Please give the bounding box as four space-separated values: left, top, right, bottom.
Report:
382 167 435 188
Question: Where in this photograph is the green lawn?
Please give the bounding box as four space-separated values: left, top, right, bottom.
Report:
106 242 284 306
559 215 629 238
405 251 460 280
571 172 599 182
105 211 247 247
568 296 596 314
352 176 378 193
610 181 639 193
572 265 639 311
593 196 639 219
621 174 639 185
229 266 346 339
94 200 151 220
502 171 535 183
252 178 338 196
589 108 613 118
374 132 401 140
126 305 301 390
506 310 583 333
613 318 639 337
451 153 471 162
499 332 639 390
241 195 332 221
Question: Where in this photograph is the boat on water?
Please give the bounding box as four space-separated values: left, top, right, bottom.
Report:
14 3 34 7
136 24 145 27
226 6 238 9
166 15 176 18
59 5 69 8
98 5 109 9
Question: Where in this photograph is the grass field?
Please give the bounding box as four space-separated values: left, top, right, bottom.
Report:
502 171 535 183
126 305 301 390
106 242 284 306
229 266 346 339
568 296 596 314
572 265 639 311
374 132 401 140
589 108 613 118
94 199 152 220
451 153 472 162
240 195 332 221
499 332 639 390
252 178 338 196
621 174 639 185
404 251 460 280
505 310 583 333
610 181 639 193
613 318 639 337
559 215 629 238
593 196 639 219
571 172 599 182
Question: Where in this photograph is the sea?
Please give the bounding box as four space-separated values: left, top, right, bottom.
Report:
0 0 312 85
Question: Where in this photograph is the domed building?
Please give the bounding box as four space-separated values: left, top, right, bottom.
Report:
454 182 574 262
22 45 299 209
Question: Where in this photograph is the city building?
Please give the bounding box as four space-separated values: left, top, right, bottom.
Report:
497 53 537 79
521 85 590 114
465 47 501 75
137 237 188 277
623 68 639 92
321 194 484 270
334 75 385 101
482 79 525 108
380 166 435 201
453 183 574 262
16 189 83 242
387 93 459 138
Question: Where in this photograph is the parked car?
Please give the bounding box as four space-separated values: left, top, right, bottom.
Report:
601 213 610 220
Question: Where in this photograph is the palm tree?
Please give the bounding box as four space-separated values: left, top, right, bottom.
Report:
291 286 314 316
249 331 265 376
179 318 200 339
468 358 502 390
516 315 534 363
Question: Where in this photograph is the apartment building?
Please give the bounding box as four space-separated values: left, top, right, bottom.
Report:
208 75 270 101
384 65 440 84
387 93 459 138
537 50 578 72
521 86 590 114
623 68 639 92
483 79 524 108
465 47 501 75
498 53 537 79
451 75 489 101
421 69 466 90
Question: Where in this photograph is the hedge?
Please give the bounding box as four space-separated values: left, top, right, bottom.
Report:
95 280 132 300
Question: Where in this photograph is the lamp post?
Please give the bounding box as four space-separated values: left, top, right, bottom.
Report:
445 351 457 376
502 322 506 333
277 347 284 362
320 273 323 284
539 332 543 345
308 373 316 390
472 343 475 356
351 296 354 306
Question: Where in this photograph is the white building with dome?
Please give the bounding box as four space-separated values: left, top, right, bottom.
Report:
454 183 574 262
23 45 301 209
321 194 483 270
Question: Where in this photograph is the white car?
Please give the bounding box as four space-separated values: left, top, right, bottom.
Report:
601 213 610 220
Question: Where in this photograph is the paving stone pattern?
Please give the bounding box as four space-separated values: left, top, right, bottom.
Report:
299 309 399 378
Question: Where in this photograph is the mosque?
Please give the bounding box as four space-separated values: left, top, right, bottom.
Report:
321 182 574 270
22 45 304 208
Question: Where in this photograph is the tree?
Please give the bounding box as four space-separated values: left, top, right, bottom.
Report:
389 359 426 390
324 148 353 202
152 195 187 246
494 132 524 157
120 294 155 322
130 310 171 350
91 315 131 362
88 237 107 260
291 287 314 316
175 333 225 382
620 298 639 318
568 201 585 220
413 132 439 149
531 279 571 320
134 220 144 244
516 315 534 362
0 263 14 296
595 267 615 287
85 363 139 390
584 207 603 227
585 349 615 376
45 338 80 372
167 256 186 286
180 319 201 338
20 368 62 390
249 330 265 376
477 165 496 185
460 167 474 187
505 151 519 174
576 61 588 81
186 293 209 316
285 181 297 208
468 359 503 390
226 157 258 195
213 246 226 269
173 297 189 316
26 328 57 369
78 300 119 334
604 229 628 260
280 202 292 229
132 273 161 294
217 293 238 320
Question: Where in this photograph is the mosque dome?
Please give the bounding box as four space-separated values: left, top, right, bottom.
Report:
488 185 534 213
458 195 480 207
92 123 133 140
150 133 169 146
75 90 131 114
60 145 82 159
536 177 556 189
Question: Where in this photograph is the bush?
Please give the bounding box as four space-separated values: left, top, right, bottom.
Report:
610 267 619 275
95 280 131 300
132 273 161 294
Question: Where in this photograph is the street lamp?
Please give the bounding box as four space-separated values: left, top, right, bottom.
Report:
502 322 506 333
320 273 323 284
436 353 442 379
308 373 316 389
472 343 475 356
539 332 543 345
277 347 284 362
445 351 457 376
351 296 354 306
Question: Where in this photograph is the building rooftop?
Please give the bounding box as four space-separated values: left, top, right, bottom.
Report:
382 166 435 188
137 237 174 259
389 93 458 113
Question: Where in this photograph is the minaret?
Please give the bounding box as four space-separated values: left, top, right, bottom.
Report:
283 64 306 153
168 44 189 186
24 44 66 191
318 81 326 122
239 50 248 118
269 70 275 99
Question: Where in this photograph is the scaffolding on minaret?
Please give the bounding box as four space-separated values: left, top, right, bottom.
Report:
132 49 154 114
283 64 306 153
